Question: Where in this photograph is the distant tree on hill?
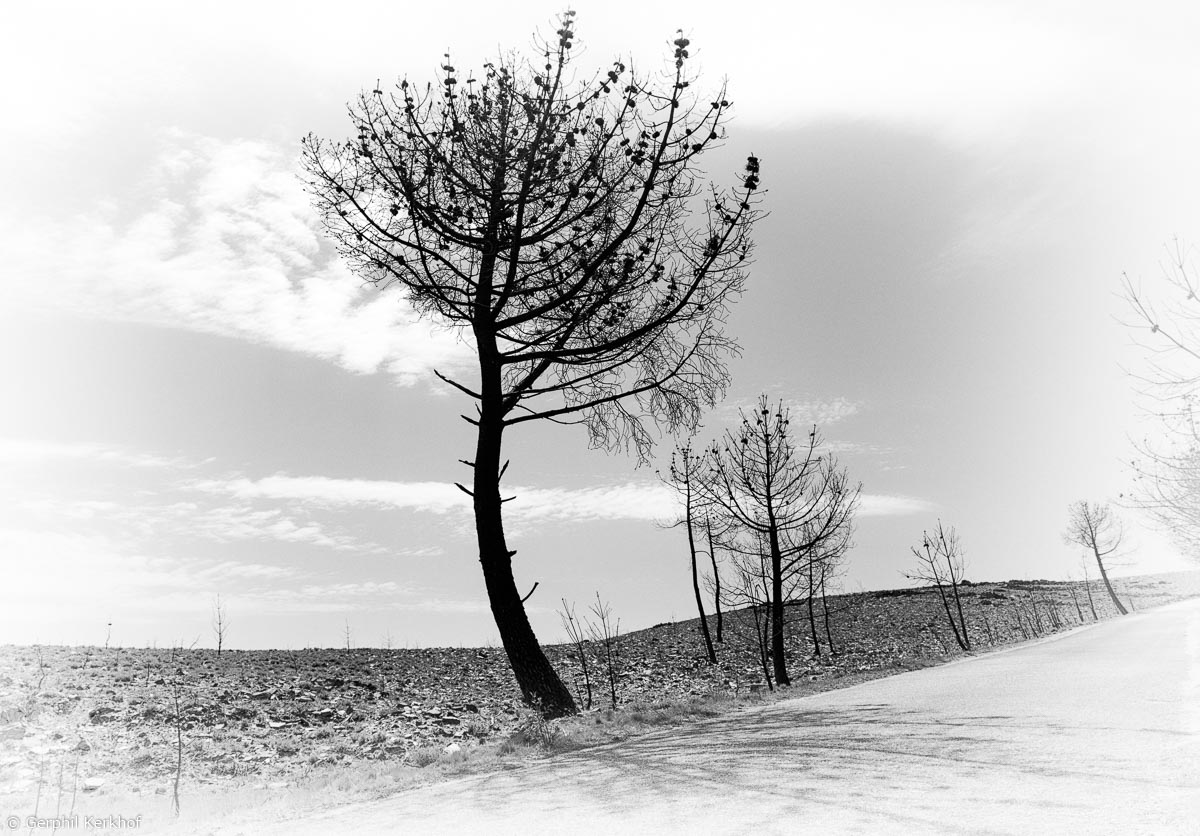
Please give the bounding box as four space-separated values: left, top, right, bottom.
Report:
660 442 718 664
905 521 971 651
1064 501 1128 615
211 594 229 656
302 12 762 716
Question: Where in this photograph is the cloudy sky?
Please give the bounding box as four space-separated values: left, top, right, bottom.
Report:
2 0 1198 650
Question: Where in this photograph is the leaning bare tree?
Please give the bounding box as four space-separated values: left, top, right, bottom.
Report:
302 13 761 716
1121 240 1200 554
660 443 717 663
1064 501 1128 615
706 396 860 685
906 521 971 651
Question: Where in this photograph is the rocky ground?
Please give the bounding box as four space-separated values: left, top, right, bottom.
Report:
1 571 1196 825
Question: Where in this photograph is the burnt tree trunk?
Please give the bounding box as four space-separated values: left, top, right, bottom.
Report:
705 518 723 643
933 582 968 650
1069 586 1084 622
1092 548 1128 615
474 342 576 717
950 580 971 650
751 602 773 691
686 490 717 664
805 567 822 657
767 526 790 686
820 571 836 655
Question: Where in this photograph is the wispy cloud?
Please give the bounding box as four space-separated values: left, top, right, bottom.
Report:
3 131 471 384
194 474 679 524
858 494 937 517
712 393 861 428
194 472 932 523
0 438 188 469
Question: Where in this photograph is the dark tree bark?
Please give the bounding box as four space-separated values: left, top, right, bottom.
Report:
688 511 718 664
819 566 836 655
662 445 716 664
1069 585 1084 622
1093 551 1128 615
705 517 724 643
805 566 821 657
474 400 575 714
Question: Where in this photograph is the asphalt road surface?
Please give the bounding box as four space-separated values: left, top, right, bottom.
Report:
256 598 1200 835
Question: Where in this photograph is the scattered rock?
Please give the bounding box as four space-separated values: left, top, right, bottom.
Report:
88 707 116 724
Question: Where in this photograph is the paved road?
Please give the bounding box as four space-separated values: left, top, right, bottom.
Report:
258 599 1200 835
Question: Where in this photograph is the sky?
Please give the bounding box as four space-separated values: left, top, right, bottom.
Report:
2 0 1198 650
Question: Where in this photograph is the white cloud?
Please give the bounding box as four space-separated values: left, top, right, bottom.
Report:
858 494 938 517
714 394 861 428
2 131 471 385
0 528 296 640
199 475 468 514
0 438 186 469
194 473 679 523
195 472 934 524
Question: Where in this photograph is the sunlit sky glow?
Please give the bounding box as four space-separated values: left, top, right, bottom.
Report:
2 0 1198 649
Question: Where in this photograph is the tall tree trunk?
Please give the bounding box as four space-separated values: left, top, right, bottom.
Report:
950 580 970 650
751 602 773 691
768 526 790 686
820 570 835 655
934 582 968 650
474 358 576 717
805 566 822 656
1092 549 1128 615
705 518 723 643
685 489 717 664
1069 586 1084 622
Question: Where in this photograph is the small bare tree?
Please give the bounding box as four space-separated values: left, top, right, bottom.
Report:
558 599 593 710
587 594 622 710
343 619 353 651
211 594 229 656
906 521 971 651
1064 501 1128 615
167 645 187 817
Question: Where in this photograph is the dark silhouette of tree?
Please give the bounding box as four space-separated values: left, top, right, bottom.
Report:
705 395 860 685
660 443 717 663
906 521 971 651
1064 501 1128 615
302 14 761 717
1121 240 1200 554
703 513 725 643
